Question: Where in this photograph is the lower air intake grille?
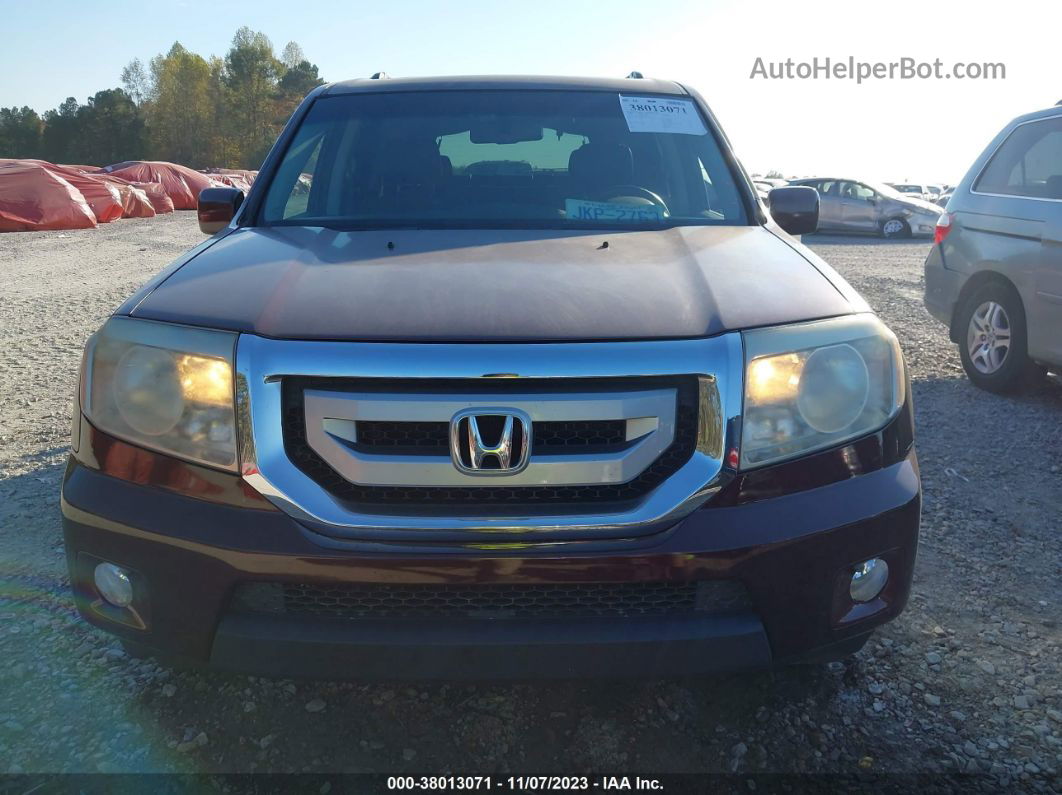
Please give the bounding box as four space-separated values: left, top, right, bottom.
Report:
232 580 752 621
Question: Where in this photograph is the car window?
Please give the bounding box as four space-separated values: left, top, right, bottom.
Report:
841 182 875 201
975 115 1062 199
815 180 838 196
260 90 749 229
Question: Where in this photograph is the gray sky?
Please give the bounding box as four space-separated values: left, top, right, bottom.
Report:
1 0 1056 183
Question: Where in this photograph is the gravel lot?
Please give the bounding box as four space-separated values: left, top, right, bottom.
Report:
1 214 1060 789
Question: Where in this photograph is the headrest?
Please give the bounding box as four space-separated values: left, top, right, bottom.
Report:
568 143 634 185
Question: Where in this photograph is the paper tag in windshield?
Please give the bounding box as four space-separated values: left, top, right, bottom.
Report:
619 96 707 135
565 199 665 223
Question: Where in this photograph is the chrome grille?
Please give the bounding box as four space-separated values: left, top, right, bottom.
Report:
281 376 698 509
234 334 739 538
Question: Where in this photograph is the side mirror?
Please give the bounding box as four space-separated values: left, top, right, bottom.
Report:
198 187 244 234
768 186 818 236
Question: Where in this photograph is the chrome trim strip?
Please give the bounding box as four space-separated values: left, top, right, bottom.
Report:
302 388 675 487
235 334 743 540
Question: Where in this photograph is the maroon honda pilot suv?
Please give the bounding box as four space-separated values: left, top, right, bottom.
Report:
62 75 918 678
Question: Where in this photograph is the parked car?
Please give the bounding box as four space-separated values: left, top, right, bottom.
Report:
934 188 954 208
924 104 1062 392
752 180 774 203
889 183 938 201
790 177 942 238
62 75 919 679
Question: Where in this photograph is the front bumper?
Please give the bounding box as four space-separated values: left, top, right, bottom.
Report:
909 215 939 237
62 419 920 680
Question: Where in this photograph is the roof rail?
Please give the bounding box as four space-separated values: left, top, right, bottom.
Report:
626 71 644 79
370 72 390 80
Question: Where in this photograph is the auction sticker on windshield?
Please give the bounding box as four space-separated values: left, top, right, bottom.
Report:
619 95 707 135
565 198 666 222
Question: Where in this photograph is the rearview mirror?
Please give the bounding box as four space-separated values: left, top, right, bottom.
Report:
469 119 544 144
198 187 244 234
768 186 819 236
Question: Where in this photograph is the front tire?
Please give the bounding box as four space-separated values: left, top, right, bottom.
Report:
956 282 1043 393
881 218 911 239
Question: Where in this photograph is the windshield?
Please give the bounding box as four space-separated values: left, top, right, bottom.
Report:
259 90 748 229
893 184 921 194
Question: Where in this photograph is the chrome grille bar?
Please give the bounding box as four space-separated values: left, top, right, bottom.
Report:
235 334 743 540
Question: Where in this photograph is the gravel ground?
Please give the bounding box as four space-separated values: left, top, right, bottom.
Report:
1 215 1060 789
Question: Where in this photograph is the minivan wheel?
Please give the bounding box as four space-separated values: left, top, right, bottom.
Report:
881 218 910 238
957 283 1043 393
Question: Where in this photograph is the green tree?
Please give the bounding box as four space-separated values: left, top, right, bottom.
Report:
121 58 149 106
5 26 326 169
40 97 80 163
204 55 239 167
147 43 213 166
278 60 323 103
77 89 147 165
0 106 44 158
224 27 282 167
280 41 305 70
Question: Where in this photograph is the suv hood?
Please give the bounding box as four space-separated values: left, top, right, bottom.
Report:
128 225 863 341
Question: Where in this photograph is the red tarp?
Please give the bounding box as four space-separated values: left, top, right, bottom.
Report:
89 173 157 218
0 159 132 224
0 161 97 232
59 164 101 173
130 181 175 214
200 167 257 193
102 161 218 210
42 163 124 223
108 180 156 219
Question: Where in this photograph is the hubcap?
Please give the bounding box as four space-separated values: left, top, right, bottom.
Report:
883 219 904 236
966 301 1011 374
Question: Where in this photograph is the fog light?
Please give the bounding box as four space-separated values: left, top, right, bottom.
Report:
94 562 133 608
849 558 888 602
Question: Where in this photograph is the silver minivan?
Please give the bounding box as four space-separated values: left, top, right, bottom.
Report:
924 105 1062 392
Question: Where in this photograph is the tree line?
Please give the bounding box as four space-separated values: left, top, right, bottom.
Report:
0 27 324 169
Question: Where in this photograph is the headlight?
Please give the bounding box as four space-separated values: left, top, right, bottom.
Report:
740 314 904 469
83 317 238 470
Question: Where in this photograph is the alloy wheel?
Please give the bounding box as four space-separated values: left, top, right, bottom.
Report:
966 300 1011 374
882 219 905 237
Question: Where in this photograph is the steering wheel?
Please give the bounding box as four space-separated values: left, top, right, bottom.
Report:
596 185 670 214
